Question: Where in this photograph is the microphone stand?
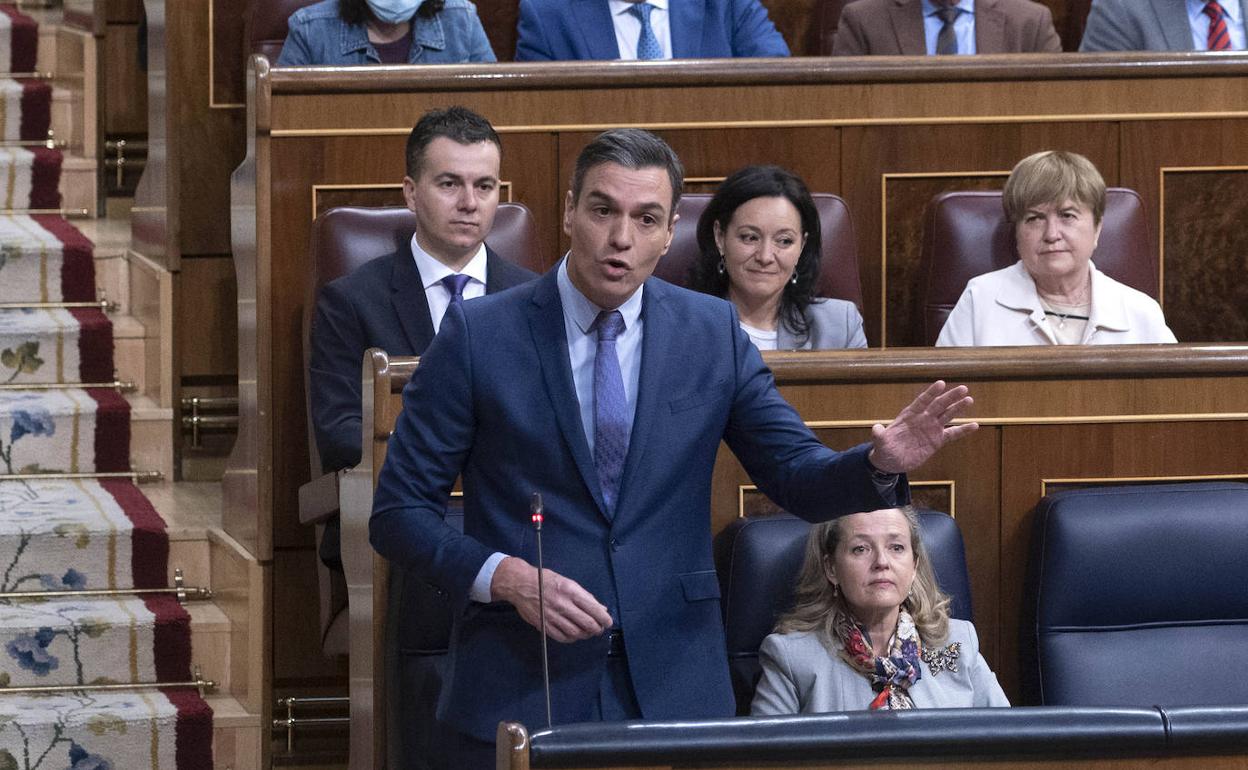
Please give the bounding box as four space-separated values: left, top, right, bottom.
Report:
531 492 553 729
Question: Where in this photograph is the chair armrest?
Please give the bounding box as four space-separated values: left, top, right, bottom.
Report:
298 469 345 525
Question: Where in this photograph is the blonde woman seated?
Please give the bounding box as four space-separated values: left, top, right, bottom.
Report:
936 151 1176 347
751 507 1008 714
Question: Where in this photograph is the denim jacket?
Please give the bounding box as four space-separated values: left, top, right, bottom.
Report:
276 0 496 65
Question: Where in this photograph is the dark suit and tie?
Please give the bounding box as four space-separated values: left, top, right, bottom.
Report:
514 0 791 60
832 0 1062 56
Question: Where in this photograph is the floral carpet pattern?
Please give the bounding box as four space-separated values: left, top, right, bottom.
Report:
0 12 213 764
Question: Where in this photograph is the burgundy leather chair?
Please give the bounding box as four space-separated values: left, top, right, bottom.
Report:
654 193 864 310
916 188 1155 346
298 202 541 655
247 0 318 62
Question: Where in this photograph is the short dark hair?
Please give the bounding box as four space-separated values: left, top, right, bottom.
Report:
405 106 501 179
570 128 683 217
689 165 823 337
339 0 445 25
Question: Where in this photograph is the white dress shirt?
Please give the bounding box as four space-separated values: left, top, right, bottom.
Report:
922 0 977 54
410 233 488 334
1187 0 1246 50
608 0 673 59
469 256 645 602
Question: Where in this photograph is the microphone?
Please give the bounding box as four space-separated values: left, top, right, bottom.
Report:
531 491 553 729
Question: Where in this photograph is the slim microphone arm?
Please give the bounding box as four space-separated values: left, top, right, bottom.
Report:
531 492 553 729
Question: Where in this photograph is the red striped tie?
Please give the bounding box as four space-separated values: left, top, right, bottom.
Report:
1204 0 1232 51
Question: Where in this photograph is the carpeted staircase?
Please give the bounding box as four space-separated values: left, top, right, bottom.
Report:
0 7 215 767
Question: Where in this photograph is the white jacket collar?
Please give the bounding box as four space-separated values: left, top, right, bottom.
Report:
993 260 1132 344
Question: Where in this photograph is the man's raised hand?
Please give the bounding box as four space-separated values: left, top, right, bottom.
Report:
867 380 978 474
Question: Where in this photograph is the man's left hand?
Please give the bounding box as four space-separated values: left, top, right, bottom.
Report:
868 380 977 474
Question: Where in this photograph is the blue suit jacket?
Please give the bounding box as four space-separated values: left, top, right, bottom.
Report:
514 0 791 60
308 242 535 473
370 269 906 739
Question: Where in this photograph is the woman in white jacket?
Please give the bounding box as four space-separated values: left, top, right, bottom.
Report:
936 151 1176 347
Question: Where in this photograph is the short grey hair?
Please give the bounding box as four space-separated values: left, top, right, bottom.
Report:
570 128 684 217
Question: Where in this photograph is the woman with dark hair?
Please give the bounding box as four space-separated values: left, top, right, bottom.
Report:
691 165 866 350
277 0 495 66
751 506 1008 714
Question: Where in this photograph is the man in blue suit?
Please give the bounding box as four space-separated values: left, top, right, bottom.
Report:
514 0 791 60
371 129 975 768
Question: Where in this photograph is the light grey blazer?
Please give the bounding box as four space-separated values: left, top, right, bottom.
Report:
776 298 868 350
1080 0 1248 51
751 619 1009 715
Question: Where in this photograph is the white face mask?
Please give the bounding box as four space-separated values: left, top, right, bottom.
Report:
366 0 421 24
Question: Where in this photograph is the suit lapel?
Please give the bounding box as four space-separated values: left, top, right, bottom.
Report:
670 0 706 58
890 0 928 55
483 247 509 294
527 271 610 517
573 0 623 59
974 0 1006 53
1150 0 1193 51
614 281 673 518
390 244 437 351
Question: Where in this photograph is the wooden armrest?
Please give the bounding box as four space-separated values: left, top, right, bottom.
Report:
298 469 345 525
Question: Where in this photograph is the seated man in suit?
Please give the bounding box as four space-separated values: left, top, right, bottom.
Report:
833 0 1061 55
514 0 790 60
1080 0 1246 51
309 105 536 570
371 127 978 769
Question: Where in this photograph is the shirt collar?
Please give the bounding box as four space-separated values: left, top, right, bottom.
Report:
557 255 644 335
922 0 975 18
409 233 488 290
609 0 670 18
1189 0 1242 24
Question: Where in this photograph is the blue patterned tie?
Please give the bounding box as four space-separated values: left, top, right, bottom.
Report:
630 3 662 60
440 273 472 304
593 311 629 513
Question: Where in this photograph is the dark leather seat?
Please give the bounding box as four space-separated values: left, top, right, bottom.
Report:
247 0 318 62
1023 481 1248 707
713 510 973 714
654 193 864 309
916 188 1155 345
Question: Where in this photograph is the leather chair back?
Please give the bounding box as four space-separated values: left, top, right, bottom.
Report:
654 193 864 309
247 0 318 62
1023 482 1248 707
714 510 973 714
916 188 1155 346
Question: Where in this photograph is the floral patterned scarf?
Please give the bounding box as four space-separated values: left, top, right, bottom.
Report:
835 609 922 710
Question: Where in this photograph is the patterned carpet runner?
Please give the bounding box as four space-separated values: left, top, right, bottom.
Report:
0 9 213 765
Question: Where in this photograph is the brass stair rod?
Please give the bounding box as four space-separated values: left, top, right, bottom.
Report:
0 470 163 483
0 139 67 149
0 380 135 392
0 668 216 696
0 584 212 602
0 208 90 218
275 697 351 754
0 300 117 311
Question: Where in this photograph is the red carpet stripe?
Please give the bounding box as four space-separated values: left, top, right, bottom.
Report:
163 688 215 770
69 307 114 382
87 387 131 472
17 78 50 142
28 145 62 209
34 214 97 301
0 6 38 73
144 594 193 682
100 478 170 590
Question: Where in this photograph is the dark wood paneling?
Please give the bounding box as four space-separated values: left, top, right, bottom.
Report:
1161 169 1248 343
177 255 240 378
213 0 248 106
104 22 148 135
273 547 349 684
841 121 1118 346
478 0 522 62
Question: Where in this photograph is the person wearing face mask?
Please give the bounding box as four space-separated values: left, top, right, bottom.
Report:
751 506 1009 714
936 151 1176 347
277 0 495 65
690 165 867 351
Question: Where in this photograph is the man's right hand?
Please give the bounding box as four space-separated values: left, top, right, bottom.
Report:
490 556 613 643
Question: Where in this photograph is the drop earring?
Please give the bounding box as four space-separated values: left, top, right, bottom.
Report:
789 272 798 285
717 258 726 275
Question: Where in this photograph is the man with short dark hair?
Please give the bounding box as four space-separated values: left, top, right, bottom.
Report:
833 0 1061 56
514 0 790 60
371 128 976 769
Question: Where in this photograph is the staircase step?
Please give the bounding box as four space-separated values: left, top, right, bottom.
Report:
0 688 214 769
59 154 96 216
0 387 130 473
0 307 112 384
210 694 264 770
50 83 82 152
0 594 190 687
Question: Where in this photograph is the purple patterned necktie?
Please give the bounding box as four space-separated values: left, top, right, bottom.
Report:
593 310 629 513
441 273 472 304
